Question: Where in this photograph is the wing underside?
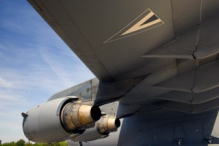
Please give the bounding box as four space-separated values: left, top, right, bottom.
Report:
28 0 219 113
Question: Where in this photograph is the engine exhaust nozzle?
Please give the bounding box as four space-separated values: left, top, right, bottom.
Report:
97 115 120 134
61 103 101 132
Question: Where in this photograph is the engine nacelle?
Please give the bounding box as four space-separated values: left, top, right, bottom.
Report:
72 115 120 142
22 97 101 143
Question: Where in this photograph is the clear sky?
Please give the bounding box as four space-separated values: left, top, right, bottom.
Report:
0 1 94 143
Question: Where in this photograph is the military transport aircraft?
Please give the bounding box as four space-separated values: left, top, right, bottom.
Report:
22 0 219 145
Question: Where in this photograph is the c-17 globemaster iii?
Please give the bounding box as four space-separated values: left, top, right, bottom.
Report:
22 0 219 145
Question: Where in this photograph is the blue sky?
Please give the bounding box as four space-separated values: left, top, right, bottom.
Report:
0 1 94 142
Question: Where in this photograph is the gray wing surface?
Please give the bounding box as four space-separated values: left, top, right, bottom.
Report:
28 0 175 81
28 0 219 113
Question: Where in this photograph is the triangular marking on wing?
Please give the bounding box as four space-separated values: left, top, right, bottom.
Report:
121 11 161 35
141 15 159 26
104 8 164 43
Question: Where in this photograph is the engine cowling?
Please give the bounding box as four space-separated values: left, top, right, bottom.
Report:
22 97 101 143
72 115 120 142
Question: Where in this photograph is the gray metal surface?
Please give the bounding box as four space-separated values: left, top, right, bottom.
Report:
155 60 219 93
49 77 143 106
79 109 219 146
71 127 103 142
25 0 219 145
23 98 70 142
142 27 198 59
28 0 174 81
171 0 201 36
196 14 219 59
156 87 219 104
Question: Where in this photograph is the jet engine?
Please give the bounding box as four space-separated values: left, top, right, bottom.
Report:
72 115 120 142
97 115 121 134
22 97 101 143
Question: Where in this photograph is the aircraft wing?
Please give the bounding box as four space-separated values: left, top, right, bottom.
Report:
28 0 219 113
23 1 219 145
28 0 178 82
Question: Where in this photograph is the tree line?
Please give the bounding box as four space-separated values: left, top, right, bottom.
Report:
0 139 67 146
